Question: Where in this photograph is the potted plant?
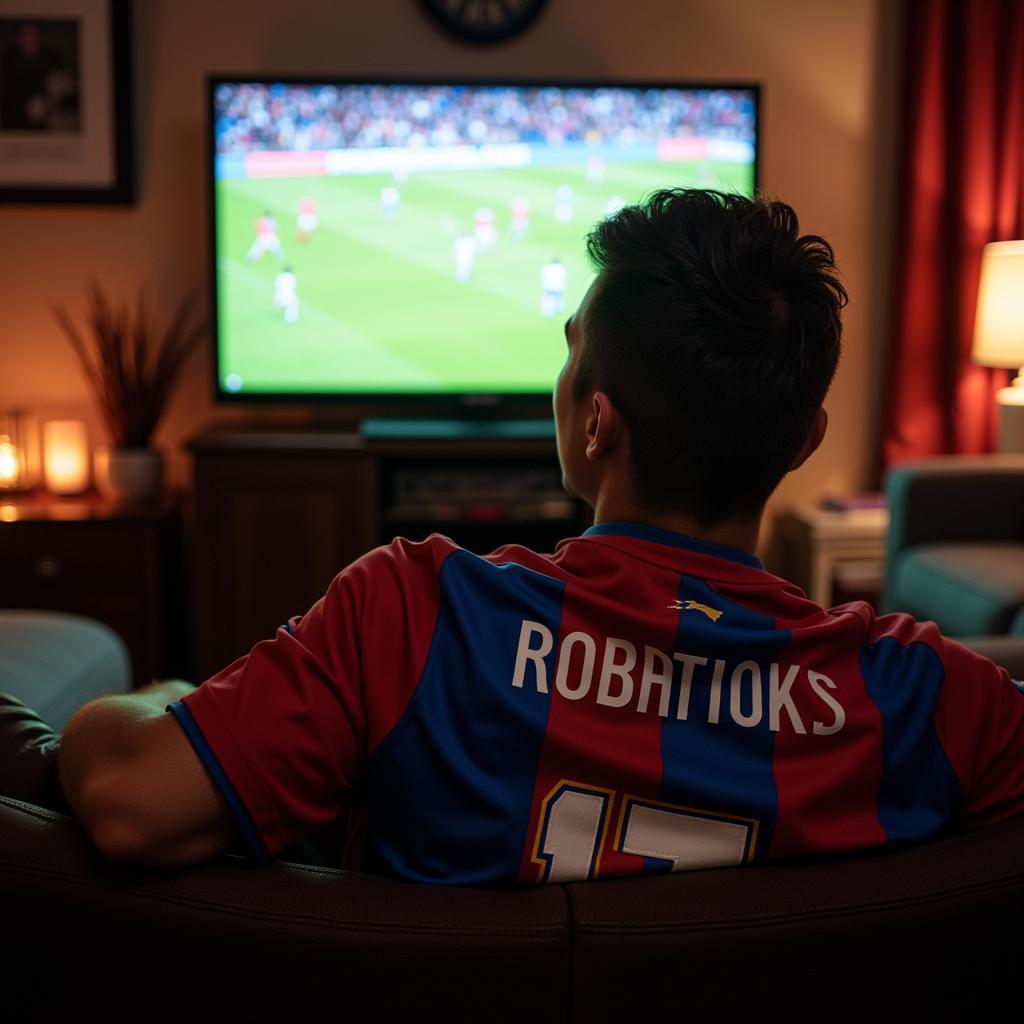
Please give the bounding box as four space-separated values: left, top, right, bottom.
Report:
51 283 205 502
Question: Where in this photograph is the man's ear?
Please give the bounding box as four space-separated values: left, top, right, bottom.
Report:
789 408 828 471
585 391 624 460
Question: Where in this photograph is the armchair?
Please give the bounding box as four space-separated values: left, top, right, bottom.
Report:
883 455 1024 636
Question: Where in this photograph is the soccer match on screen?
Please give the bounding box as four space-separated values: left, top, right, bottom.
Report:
213 82 757 396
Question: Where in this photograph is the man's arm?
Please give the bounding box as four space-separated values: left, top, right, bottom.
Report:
58 681 241 867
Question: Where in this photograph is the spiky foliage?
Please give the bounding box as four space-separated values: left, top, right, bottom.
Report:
51 282 206 448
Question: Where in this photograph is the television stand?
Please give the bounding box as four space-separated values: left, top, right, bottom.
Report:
188 424 587 679
360 418 555 440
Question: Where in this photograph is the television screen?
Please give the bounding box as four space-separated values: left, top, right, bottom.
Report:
210 79 759 400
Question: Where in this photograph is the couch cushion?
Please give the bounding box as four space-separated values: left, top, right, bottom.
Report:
0 611 131 730
0 796 571 1022
568 815 1024 1021
888 543 1024 636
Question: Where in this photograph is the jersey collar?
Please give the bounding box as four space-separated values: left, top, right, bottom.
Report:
582 520 765 571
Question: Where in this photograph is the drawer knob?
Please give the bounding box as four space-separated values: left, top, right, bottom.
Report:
36 557 60 579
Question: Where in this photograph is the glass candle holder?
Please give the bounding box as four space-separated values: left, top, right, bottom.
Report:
0 409 41 492
43 420 90 495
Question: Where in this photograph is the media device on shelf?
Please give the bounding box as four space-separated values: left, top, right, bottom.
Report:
208 77 759 435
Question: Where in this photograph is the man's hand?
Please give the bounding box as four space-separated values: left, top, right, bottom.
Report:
58 681 240 867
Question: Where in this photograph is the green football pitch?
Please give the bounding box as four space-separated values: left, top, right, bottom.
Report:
215 160 753 394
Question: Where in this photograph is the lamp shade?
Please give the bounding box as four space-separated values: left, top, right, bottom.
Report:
971 240 1024 368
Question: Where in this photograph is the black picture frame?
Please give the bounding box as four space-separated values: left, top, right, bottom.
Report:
0 0 134 203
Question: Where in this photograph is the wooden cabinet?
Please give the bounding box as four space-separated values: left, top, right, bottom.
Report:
188 428 586 681
0 492 185 686
189 432 377 679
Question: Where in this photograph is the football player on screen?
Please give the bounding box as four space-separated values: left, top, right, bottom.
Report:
474 206 497 252
555 185 574 224
246 211 284 262
273 266 299 324
509 196 530 239
380 186 400 220
296 197 318 242
540 257 568 318
453 233 477 284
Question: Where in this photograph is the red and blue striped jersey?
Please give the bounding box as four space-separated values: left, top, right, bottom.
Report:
170 522 1024 886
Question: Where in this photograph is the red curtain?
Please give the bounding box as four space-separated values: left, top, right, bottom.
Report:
881 0 1024 469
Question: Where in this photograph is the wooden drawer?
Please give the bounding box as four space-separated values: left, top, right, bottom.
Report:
0 521 152 608
0 497 183 686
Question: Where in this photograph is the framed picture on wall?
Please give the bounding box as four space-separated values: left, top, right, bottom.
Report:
0 0 134 203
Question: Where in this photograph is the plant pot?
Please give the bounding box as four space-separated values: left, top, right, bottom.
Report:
94 446 164 502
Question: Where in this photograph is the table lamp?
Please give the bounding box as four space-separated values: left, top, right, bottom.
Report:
970 240 1024 452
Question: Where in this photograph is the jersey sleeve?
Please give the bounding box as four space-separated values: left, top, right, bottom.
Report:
169 536 453 863
938 637 1024 828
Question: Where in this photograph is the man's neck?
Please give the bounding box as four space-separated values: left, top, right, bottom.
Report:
591 495 762 556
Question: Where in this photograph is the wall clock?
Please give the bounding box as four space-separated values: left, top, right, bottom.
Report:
419 0 549 44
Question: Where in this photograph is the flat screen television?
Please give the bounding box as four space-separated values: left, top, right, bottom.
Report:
209 78 759 406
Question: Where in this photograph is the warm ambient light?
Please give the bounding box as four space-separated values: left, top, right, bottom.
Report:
971 240 1024 385
971 241 1024 450
0 409 41 492
43 420 90 495
0 436 19 487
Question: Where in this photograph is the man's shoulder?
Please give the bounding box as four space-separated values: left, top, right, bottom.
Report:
349 533 465 573
821 602 943 654
852 605 947 651
826 602 1007 680
327 532 600 611
334 533 566 591
482 538 566 568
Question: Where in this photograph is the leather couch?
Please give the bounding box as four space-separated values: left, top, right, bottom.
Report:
3 690 1024 1022
4 790 1024 1022
4 615 1024 1021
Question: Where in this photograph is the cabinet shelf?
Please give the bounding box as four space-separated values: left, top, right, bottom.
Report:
384 500 576 525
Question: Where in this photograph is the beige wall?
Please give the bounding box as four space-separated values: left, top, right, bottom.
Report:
0 0 899 554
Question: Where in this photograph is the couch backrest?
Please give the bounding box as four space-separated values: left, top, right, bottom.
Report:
3 795 1023 1022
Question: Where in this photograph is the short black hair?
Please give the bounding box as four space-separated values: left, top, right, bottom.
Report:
577 188 846 526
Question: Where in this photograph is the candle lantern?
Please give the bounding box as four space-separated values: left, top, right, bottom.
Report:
0 409 42 492
43 420 90 496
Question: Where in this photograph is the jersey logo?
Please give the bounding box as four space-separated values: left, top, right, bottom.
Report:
668 599 724 622
1012 679 1024 694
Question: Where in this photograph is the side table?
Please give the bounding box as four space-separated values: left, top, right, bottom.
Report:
774 502 889 607
0 490 186 686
